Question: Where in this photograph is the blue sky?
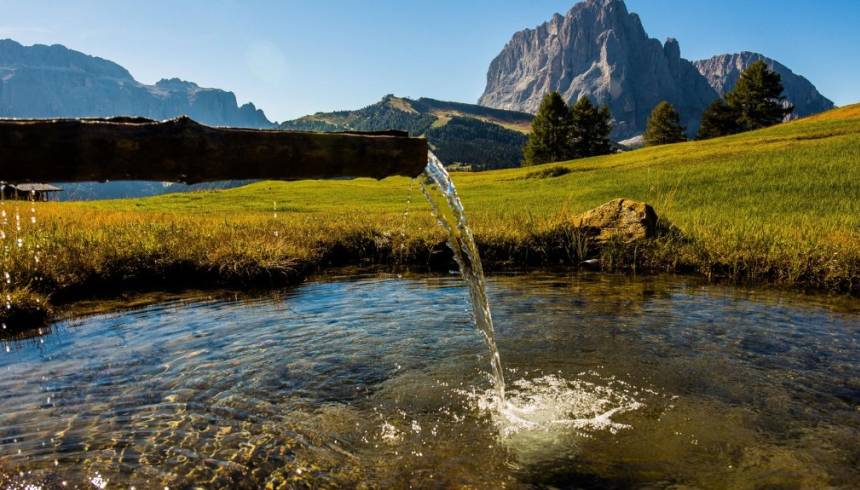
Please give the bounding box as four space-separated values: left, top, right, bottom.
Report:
1 0 857 121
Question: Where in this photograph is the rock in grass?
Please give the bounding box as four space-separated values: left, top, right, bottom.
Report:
574 198 657 243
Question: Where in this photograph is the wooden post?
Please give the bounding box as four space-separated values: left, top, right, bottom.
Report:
0 117 428 183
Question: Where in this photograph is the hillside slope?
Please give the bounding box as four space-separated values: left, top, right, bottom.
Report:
81 104 860 289
280 95 532 169
5 104 858 326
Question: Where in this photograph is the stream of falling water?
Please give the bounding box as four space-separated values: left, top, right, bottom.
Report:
0 186 9 321
417 162 654 446
419 152 506 401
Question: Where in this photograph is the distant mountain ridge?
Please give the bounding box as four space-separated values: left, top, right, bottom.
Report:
0 39 274 200
693 52 834 117
0 39 273 128
478 0 834 138
280 95 533 168
0 39 533 172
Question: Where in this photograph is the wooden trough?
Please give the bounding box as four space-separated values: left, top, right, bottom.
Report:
0 116 428 184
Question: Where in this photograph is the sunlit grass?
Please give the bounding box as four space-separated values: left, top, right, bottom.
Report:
1 104 858 327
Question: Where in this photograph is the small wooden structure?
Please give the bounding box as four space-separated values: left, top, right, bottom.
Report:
0 116 428 184
0 183 63 201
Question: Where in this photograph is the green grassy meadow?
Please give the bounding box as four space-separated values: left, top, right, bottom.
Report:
2 104 858 328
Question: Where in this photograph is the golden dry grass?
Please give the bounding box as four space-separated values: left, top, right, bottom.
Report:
1 104 858 328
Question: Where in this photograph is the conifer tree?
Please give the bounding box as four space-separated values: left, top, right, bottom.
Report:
697 98 741 140
644 101 686 146
570 97 613 157
523 92 574 165
726 60 793 130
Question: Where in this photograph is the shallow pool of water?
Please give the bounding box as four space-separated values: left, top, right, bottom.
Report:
1 272 858 489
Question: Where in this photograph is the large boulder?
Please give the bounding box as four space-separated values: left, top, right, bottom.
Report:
574 198 657 243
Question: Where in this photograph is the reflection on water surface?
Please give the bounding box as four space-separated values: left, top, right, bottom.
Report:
0 272 858 488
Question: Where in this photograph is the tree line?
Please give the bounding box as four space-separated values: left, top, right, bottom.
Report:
523 94 613 165
696 60 793 139
524 60 793 165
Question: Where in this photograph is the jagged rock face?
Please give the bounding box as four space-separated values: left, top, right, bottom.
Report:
0 39 272 128
478 0 718 138
693 52 834 118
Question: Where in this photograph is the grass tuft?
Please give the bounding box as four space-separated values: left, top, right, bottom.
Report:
523 166 572 179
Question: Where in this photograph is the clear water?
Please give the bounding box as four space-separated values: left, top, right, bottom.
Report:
420 152 505 400
1 271 858 489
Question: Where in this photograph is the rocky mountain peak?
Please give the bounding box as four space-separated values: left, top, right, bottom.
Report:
664 38 680 61
478 0 717 138
154 78 201 91
692 52 834 117
478 0 833 138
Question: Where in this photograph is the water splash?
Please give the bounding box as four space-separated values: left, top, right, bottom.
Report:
419 152 506 401
452 372 648 468
461 373 645 439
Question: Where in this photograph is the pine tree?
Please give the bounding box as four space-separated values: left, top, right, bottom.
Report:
523 92 574 165
644 101 686 146
697 98 741 140
570 97 613 157
726 60 793 130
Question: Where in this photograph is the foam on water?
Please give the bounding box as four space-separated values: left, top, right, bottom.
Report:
459 372 647 442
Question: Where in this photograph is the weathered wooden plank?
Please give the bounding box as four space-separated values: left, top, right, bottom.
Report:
0 116 428 183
